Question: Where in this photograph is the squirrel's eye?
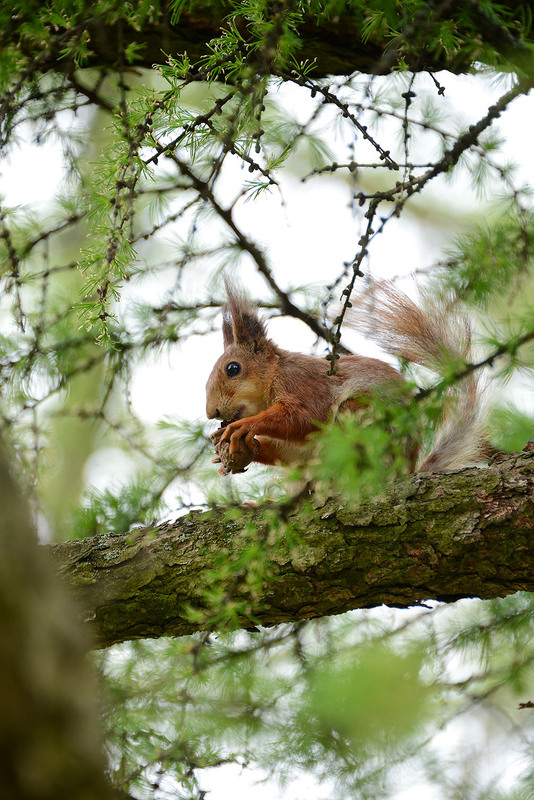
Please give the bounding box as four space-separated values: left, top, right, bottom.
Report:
225 361 241 378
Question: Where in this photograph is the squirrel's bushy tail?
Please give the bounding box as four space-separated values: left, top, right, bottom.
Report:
347 281 487 471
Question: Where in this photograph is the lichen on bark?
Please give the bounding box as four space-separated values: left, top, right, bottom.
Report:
47 451 534 650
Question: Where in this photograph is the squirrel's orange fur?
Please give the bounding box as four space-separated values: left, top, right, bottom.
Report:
206 281 485 475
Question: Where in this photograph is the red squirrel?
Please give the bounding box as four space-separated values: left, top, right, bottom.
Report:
206 280 484 476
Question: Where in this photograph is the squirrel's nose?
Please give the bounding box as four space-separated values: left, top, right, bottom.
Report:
206 404 221 419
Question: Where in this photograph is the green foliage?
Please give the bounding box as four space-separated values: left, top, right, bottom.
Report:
302 643 434 747
1 0 534 798
96 595 534 798
434 214 534 309
489 404 534 451
311 391 421 500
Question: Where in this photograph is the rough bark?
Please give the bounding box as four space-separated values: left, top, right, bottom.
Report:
48 450 534 651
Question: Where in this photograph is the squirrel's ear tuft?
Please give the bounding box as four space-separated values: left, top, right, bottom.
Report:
222 308 234 348
223 278 271 353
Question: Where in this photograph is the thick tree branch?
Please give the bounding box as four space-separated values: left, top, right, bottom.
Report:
28 10 422 77
48 451 534 650
82 3 533 77
6 2 532 80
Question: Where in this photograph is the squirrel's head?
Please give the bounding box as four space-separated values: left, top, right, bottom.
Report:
206 281 279 422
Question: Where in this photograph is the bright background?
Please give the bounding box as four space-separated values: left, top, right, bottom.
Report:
2 69 533 798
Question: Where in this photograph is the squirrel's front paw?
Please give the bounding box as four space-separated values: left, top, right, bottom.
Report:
214 434 259 474
220 420 258 455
